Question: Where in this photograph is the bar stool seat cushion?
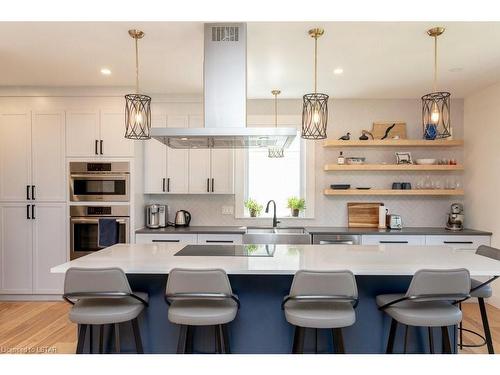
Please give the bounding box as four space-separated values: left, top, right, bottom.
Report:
470 279 493 299
69 292 148 325
168 299 238 326
284 301 355 329
376 293 462 327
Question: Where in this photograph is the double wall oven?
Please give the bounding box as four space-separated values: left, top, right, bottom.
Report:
69 162 130 259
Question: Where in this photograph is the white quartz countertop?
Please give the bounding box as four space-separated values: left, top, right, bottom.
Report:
51 244 500 276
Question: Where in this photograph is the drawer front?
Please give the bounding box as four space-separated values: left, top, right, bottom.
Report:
197 234 243 245
361 235 425 246
135 233 198 244
425 235 491 251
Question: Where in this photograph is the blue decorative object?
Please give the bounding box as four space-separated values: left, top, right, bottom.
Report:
424 123 438 140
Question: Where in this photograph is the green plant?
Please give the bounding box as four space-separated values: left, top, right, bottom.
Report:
244 198 263 217
287 196 306 211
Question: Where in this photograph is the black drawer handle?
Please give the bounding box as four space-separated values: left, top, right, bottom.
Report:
443 241 473 244
207 178 210 192
95 140 98 155
27 185 30 200
100 140 103 155
152 239 180 243
31 204 35 219
162 178 166 192
167 178 170 192
379 241 409 244
26 204 30 219
206 240 233 243
31 185 35 200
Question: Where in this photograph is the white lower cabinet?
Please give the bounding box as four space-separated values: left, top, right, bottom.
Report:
135 233 198 244
197 234 242 244
0 203 67 294
425 235 491 252
361 235 425 246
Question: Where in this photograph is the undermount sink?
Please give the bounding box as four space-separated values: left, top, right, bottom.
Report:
243 227 310 244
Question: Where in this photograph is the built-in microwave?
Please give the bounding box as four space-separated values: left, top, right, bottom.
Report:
70 205 130 260
69 162 130 202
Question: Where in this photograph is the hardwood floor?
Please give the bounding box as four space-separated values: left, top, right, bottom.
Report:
0 301 499 354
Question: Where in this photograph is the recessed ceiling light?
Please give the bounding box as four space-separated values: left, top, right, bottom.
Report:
100 68 112 76
333 68 344 75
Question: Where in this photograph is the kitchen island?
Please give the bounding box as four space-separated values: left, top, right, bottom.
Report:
52 243 500 354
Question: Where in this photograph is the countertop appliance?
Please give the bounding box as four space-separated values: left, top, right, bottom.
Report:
446 203 464 231
386 214 403 230
312 234 360 245
69 162 129 202
70 205 129 259
146 204 167 229
174 210 191 227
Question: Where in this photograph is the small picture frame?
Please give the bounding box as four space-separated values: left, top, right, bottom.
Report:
395 152 413 165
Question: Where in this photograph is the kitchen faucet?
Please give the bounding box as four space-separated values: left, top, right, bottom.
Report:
265 200 280 228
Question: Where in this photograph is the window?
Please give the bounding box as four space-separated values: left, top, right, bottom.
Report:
235 130 315 218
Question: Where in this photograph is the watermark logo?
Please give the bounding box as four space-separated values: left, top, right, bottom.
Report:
0 346 57 354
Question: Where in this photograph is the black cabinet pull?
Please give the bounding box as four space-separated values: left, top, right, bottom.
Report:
211 178 214 192
167 178 170 192
95 140 98 155
26 204 30 219
31 185 35 200
152 239 180 243
162 178 166 192
31 204 35 220
206 240 233 243
100 140 103 155
443 241 473 244
26 185 30 200
207 178 210 192
379 241 409 244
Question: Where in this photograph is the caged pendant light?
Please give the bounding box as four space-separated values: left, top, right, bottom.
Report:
125 29 152 140
302 28 329 140
268 89 285 158
421 27 451 139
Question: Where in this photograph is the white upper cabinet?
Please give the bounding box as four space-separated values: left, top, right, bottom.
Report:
166 115 189 193
66 111 100 157
0 113 32 202
189 149 212 193
31 112 66 202
144 113 168 194
211 149 234 194
100 111 135 157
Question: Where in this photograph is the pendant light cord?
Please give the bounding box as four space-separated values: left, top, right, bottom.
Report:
135 36 140 94
314 35 318 94
433 35 438 93
274 92 278 127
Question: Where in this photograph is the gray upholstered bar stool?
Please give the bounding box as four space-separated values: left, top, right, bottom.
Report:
282 270 359 354
459 245 499 354
377 268 470 354
165 268 240 354
63 267 149 354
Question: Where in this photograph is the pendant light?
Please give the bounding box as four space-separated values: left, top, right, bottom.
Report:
125 29 152 140
421 27 451 139
268 89 285 158
302 28 329 140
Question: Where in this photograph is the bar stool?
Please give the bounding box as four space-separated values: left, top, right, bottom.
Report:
282 270 358 354
459 245 499 354
376 268 470 354
63 267 149 354
165 268 240 354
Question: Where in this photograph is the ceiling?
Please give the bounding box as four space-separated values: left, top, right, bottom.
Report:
1 22 500 98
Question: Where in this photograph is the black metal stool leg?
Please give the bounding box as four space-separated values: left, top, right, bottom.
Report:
177 325 188 354
292 326 305 354
332 328 345 354
186 326 194 354
89 324 93 353
76 324 87 354
222 325 230 354
217 325 226 354
99 325 104 354
403 325 409 354
131 318 144 354
459 303 463 350
428 327 434 354
114 323 120 353
478 298 495 354
386 319 398 354
215 325 222 353
441 326 452 354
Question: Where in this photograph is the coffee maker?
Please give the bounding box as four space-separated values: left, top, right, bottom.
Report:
146 204 167 229
446 203 464 231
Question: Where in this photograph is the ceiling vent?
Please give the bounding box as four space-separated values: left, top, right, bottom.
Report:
211 26 239 42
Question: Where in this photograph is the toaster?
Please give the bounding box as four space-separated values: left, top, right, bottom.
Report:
386 214 403 229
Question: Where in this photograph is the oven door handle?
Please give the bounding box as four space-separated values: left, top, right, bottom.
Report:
71 218 129 224
319 240 354 245
70 174 129 179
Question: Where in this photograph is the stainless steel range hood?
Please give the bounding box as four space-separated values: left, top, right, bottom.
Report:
151 23 297 149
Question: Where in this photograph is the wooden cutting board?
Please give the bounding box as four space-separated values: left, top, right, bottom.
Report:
348 202 384 228
371 122 407 140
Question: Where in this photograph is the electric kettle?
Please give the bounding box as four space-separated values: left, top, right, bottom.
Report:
174 210 191 227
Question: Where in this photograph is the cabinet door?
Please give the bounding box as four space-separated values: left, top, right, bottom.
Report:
211 149 234 194
0 113 31 201
189 149 211 193
0 204 33 293
135 233 198 244
425 235 491 252
31 112 66 202
144 114 168 193
361 235 425 245
66 111 100 157
166 115 189 193
197 234 242 244
32 203 67 294
100 111 135 157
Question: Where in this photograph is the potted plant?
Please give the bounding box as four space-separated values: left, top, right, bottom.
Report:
244 198 263 218
287 196 306 217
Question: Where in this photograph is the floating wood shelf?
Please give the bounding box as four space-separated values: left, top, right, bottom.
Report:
324 164 464 171
323 189 464 196
323 139 464 148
